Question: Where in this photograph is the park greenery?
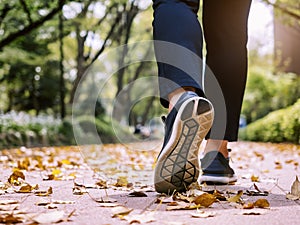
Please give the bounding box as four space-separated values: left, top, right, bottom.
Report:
0 0 299 148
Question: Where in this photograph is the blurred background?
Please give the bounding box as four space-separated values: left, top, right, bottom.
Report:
0 0 299 149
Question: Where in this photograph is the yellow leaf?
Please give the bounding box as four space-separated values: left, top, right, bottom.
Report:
17 157 30 170
251 175 259 182
115 176 128 187
52 169 61 176
61 159 71 165
227 190 243 203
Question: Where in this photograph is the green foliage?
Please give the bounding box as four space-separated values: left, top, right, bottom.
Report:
240 99 300 144
0 111 132 149
242 68 300 123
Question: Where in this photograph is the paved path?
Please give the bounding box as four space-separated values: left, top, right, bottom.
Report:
0 141 299 224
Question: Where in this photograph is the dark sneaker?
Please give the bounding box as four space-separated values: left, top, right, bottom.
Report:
199 151 237 184
154 91 214 194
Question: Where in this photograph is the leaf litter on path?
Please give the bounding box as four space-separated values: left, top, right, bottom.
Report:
0 141 299 224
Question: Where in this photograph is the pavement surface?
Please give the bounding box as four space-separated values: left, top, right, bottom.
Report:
0 141 299 225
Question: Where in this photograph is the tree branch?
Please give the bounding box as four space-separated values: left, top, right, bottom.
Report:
0 0 66 49
19 0 33 24
262 0 300 21
0 3 12 26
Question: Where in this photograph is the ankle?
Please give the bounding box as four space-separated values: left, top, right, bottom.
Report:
168 87 196 112
204 139 229 158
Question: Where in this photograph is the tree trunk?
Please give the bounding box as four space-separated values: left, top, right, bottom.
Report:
59 11 66 119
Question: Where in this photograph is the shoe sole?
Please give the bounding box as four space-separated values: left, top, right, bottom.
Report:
154 97 214 194
199 174 237 185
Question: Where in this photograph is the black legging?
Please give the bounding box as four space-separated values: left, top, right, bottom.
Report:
152 0 252 141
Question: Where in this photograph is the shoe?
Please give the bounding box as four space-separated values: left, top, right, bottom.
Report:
154 91 214 194
199 151 237 184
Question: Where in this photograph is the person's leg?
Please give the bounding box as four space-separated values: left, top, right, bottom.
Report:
200 0 252 183
203 0 252 148
152 0 214 193
152 0 204 108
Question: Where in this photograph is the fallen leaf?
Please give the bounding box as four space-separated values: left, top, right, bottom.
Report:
0 214 23 224
8 170 25 185
0 200 19 205
45 204 58 209
123 212 156 224
193 193 216 207
33 210 65 224
166 202 199 211
251 175 259 182
95 179 107 188
155 196 174 204
241 209 267 216
52 200 76 204
128 191 147 197
95 196 118 203
173 192 195 203
34 187 53 196
15 183 38 193
0 204 19 211
291 176 300 197
17 157 30 170
243 202 254 209
98 202 120 207
253 199 270 208
115 176 128 187
245 183 269 196
212 190 227 201
111 206 133 218
227 190 243 203
191 210 216 218
35 200 50 206
72 186 87 195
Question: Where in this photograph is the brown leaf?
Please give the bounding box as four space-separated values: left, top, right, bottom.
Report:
0 214 23 224
8 170 25 185
15 183 38 193
243 202 254 209
95 179 107 188
193 193 216 207
17 157 30 170
254 199 270 208
128 191 147 197
291 176 300 197
0 200 19 205
34 187 53 196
